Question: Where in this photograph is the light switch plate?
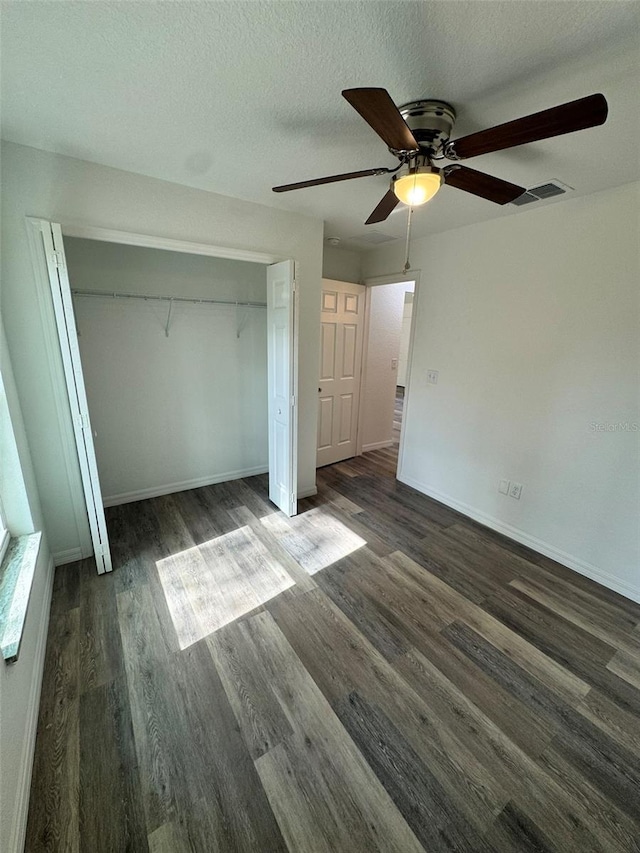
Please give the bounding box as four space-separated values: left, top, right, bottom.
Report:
499 479 510 495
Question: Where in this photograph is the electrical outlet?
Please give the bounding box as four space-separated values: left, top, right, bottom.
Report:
499 479 510 495
509 482 523 500
391 358 398 370
427 370 439 385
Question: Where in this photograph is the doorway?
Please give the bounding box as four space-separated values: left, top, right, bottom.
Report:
315 274 417 475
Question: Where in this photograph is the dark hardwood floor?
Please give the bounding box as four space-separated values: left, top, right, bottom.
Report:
26 446 640 852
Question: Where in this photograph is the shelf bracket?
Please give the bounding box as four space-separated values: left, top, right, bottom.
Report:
165 298 174 337
236 300 251 339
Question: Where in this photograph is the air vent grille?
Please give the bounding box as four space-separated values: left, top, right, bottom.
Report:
510 179 573 206
511 192 539 206
530 182 567 199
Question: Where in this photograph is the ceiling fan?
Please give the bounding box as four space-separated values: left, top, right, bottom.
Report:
272 88 608 224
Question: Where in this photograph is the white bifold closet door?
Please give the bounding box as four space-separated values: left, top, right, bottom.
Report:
39 221 113 573
267 260 298 517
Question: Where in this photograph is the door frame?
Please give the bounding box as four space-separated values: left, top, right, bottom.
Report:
358 271 422 480
25 216 298 568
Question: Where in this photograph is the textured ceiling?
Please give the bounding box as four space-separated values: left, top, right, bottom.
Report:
2 1 639 247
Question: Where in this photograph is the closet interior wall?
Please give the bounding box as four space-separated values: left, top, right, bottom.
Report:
64 238 268 506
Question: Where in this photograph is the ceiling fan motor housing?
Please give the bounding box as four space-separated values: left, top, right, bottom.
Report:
398 100 456 156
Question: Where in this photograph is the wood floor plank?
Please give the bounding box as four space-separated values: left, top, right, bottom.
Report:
484 802 557 853
225 507 295 600
394 621 555 759
334 690 493 852
79 676 148 852
307 481 364 516
229 504 317 592
510 574 640 654
197 530 263 620
154 541 205 649
78 563 124 693
315 552 412 662
484 585 640 715
534 744 640 851
105 502 149 593
395 645 640 850
388 551 591 704
51 560 81 612
443 620 640 821
577 688 640 754
147 821 193 853
244 610 426 853
116 583 202 833
261 504 367 576
174 638 288 852
607 649 640 690
268 588 511 834
25 608 80 853
171 487 230 543
207 619 294 759
313 497 395 557
484 584 617 670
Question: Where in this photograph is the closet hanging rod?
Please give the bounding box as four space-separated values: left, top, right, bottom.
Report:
71 288 267 308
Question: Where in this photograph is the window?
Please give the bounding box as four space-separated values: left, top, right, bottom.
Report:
0 373 11 565
0 495 8 566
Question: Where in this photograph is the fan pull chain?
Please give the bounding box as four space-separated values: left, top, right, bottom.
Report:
403 203 414 274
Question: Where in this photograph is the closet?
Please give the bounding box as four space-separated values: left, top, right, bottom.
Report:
66 238 270 508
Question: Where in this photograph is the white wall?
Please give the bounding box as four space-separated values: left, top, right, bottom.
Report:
0 327 54 853
1 142 323 560
363 182 640 602
397 293 414 388
65 238 268 504
322 244 362 284
359 280 414 453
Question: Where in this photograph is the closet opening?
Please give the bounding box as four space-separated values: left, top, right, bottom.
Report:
26 218 298 584
66 238 273 511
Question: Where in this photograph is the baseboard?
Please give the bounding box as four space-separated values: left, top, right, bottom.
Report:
398 473 640 605
361 439 394 453
53 547 83 566
103 465 269 507
298 485 318 499
9 552 55 853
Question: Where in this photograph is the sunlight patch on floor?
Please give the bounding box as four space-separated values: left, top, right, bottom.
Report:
156 525 294 650
261 506 366 575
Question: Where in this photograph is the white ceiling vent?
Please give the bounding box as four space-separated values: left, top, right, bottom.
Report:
511 179 574 206
352 230 398 245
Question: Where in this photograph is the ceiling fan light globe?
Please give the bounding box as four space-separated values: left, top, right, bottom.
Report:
393 167 442 206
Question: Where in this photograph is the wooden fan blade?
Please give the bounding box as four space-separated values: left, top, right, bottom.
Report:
365 189 400 224
342 88 420 153
444 165 525 204
273 168 388 193
448 93 608 160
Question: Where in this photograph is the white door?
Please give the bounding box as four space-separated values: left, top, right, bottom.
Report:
267 260 298 516
317 280 366 467
39 221 112 573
